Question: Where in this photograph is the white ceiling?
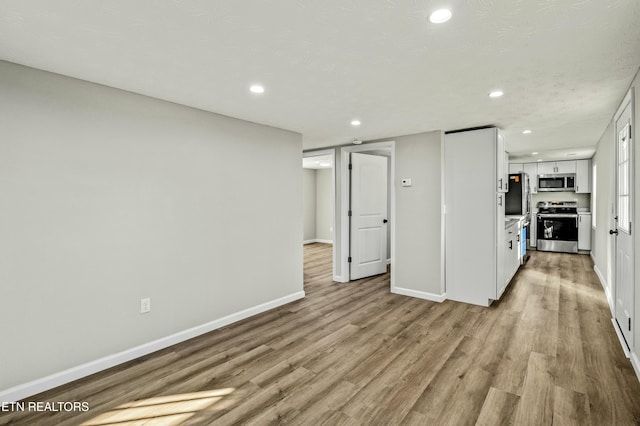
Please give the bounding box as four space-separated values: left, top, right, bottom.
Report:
1 1 639 160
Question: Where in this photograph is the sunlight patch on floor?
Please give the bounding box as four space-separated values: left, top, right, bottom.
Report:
80 388 235 426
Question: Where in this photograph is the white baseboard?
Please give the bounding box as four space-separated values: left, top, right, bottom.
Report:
303 239 333 245
612 318 631 358
391 286 446 303
333 275 348 283
386 258 391 265
0 291 305 403
631 351 640 384
593 263 613 313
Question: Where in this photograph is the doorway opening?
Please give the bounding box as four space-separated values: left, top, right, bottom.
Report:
302 150 337 283
339 141 395 288
611 88 635 354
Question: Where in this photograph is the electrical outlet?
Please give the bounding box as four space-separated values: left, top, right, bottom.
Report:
140 297 151 314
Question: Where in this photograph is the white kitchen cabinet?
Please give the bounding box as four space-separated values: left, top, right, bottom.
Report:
556 160 576 174
536 160 576 174
575 159 591 193
445 127 506 307
578 213 592 250
523 163 538 193
497 133 508 193
509 163 524 173
500 222 520 298
536 162 557 175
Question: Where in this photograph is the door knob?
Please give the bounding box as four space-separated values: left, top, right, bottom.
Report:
383 219 388 223
609 229 619 235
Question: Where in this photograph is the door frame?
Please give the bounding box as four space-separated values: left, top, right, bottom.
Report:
339 141 396 288
611 87 635 353
302 149 337 280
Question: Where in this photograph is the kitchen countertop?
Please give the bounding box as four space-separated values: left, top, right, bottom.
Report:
505 214 529 229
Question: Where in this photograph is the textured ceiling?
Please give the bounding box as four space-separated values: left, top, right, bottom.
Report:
1 1 639 159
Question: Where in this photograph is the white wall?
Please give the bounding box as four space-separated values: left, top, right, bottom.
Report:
0 61 304 395
392 131 444 298
303 168 317 242
531 192 591 209
315 168 333 242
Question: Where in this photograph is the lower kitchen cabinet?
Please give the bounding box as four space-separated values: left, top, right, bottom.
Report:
578 213 592 251
500 222 520 297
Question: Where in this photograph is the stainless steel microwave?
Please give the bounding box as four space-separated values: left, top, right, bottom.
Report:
537 174 575 192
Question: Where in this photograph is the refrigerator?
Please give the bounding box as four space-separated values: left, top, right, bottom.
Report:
506 173 531 261
506 173 530 216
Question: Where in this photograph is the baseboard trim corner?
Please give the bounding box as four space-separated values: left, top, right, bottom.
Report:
0 290 305 403
303 239 333 245
593 263 613 313
631 351 640 384
391 286 446 303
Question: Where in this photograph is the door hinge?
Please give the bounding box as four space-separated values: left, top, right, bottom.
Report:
348 257 352 263
629 317 632 331
348 210 352 217
348 163 352 170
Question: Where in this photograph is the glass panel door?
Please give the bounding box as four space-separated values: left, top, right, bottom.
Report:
617 123 631 233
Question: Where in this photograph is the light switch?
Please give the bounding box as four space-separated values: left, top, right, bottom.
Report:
401 178 412 187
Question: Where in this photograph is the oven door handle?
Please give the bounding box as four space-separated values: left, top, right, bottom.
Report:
536 214 579 219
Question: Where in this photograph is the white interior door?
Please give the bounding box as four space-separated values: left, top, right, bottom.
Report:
349 152 388 280
613 97 634 350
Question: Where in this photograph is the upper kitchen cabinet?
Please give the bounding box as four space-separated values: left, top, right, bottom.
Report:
537 160 576 174
575 159 591 193
445 127 506 307
556 160 576 173
509 163 524 174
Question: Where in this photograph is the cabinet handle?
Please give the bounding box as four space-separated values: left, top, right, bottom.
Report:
498 195 503 206
509 241 513 250
499 178 503 190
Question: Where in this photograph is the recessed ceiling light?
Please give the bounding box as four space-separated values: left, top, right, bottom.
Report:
522 130 532 134
429 9 452 24
532 152 539 155
489 90 504 98
249 85 265 94
351 119 361 126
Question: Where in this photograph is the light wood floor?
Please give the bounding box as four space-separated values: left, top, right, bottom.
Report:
2 243 640 425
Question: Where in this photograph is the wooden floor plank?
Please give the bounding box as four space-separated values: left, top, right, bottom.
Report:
2 244 640 425
512 352 555 425
475 386 520 426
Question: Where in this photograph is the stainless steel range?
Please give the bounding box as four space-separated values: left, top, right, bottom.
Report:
536 201 578 253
